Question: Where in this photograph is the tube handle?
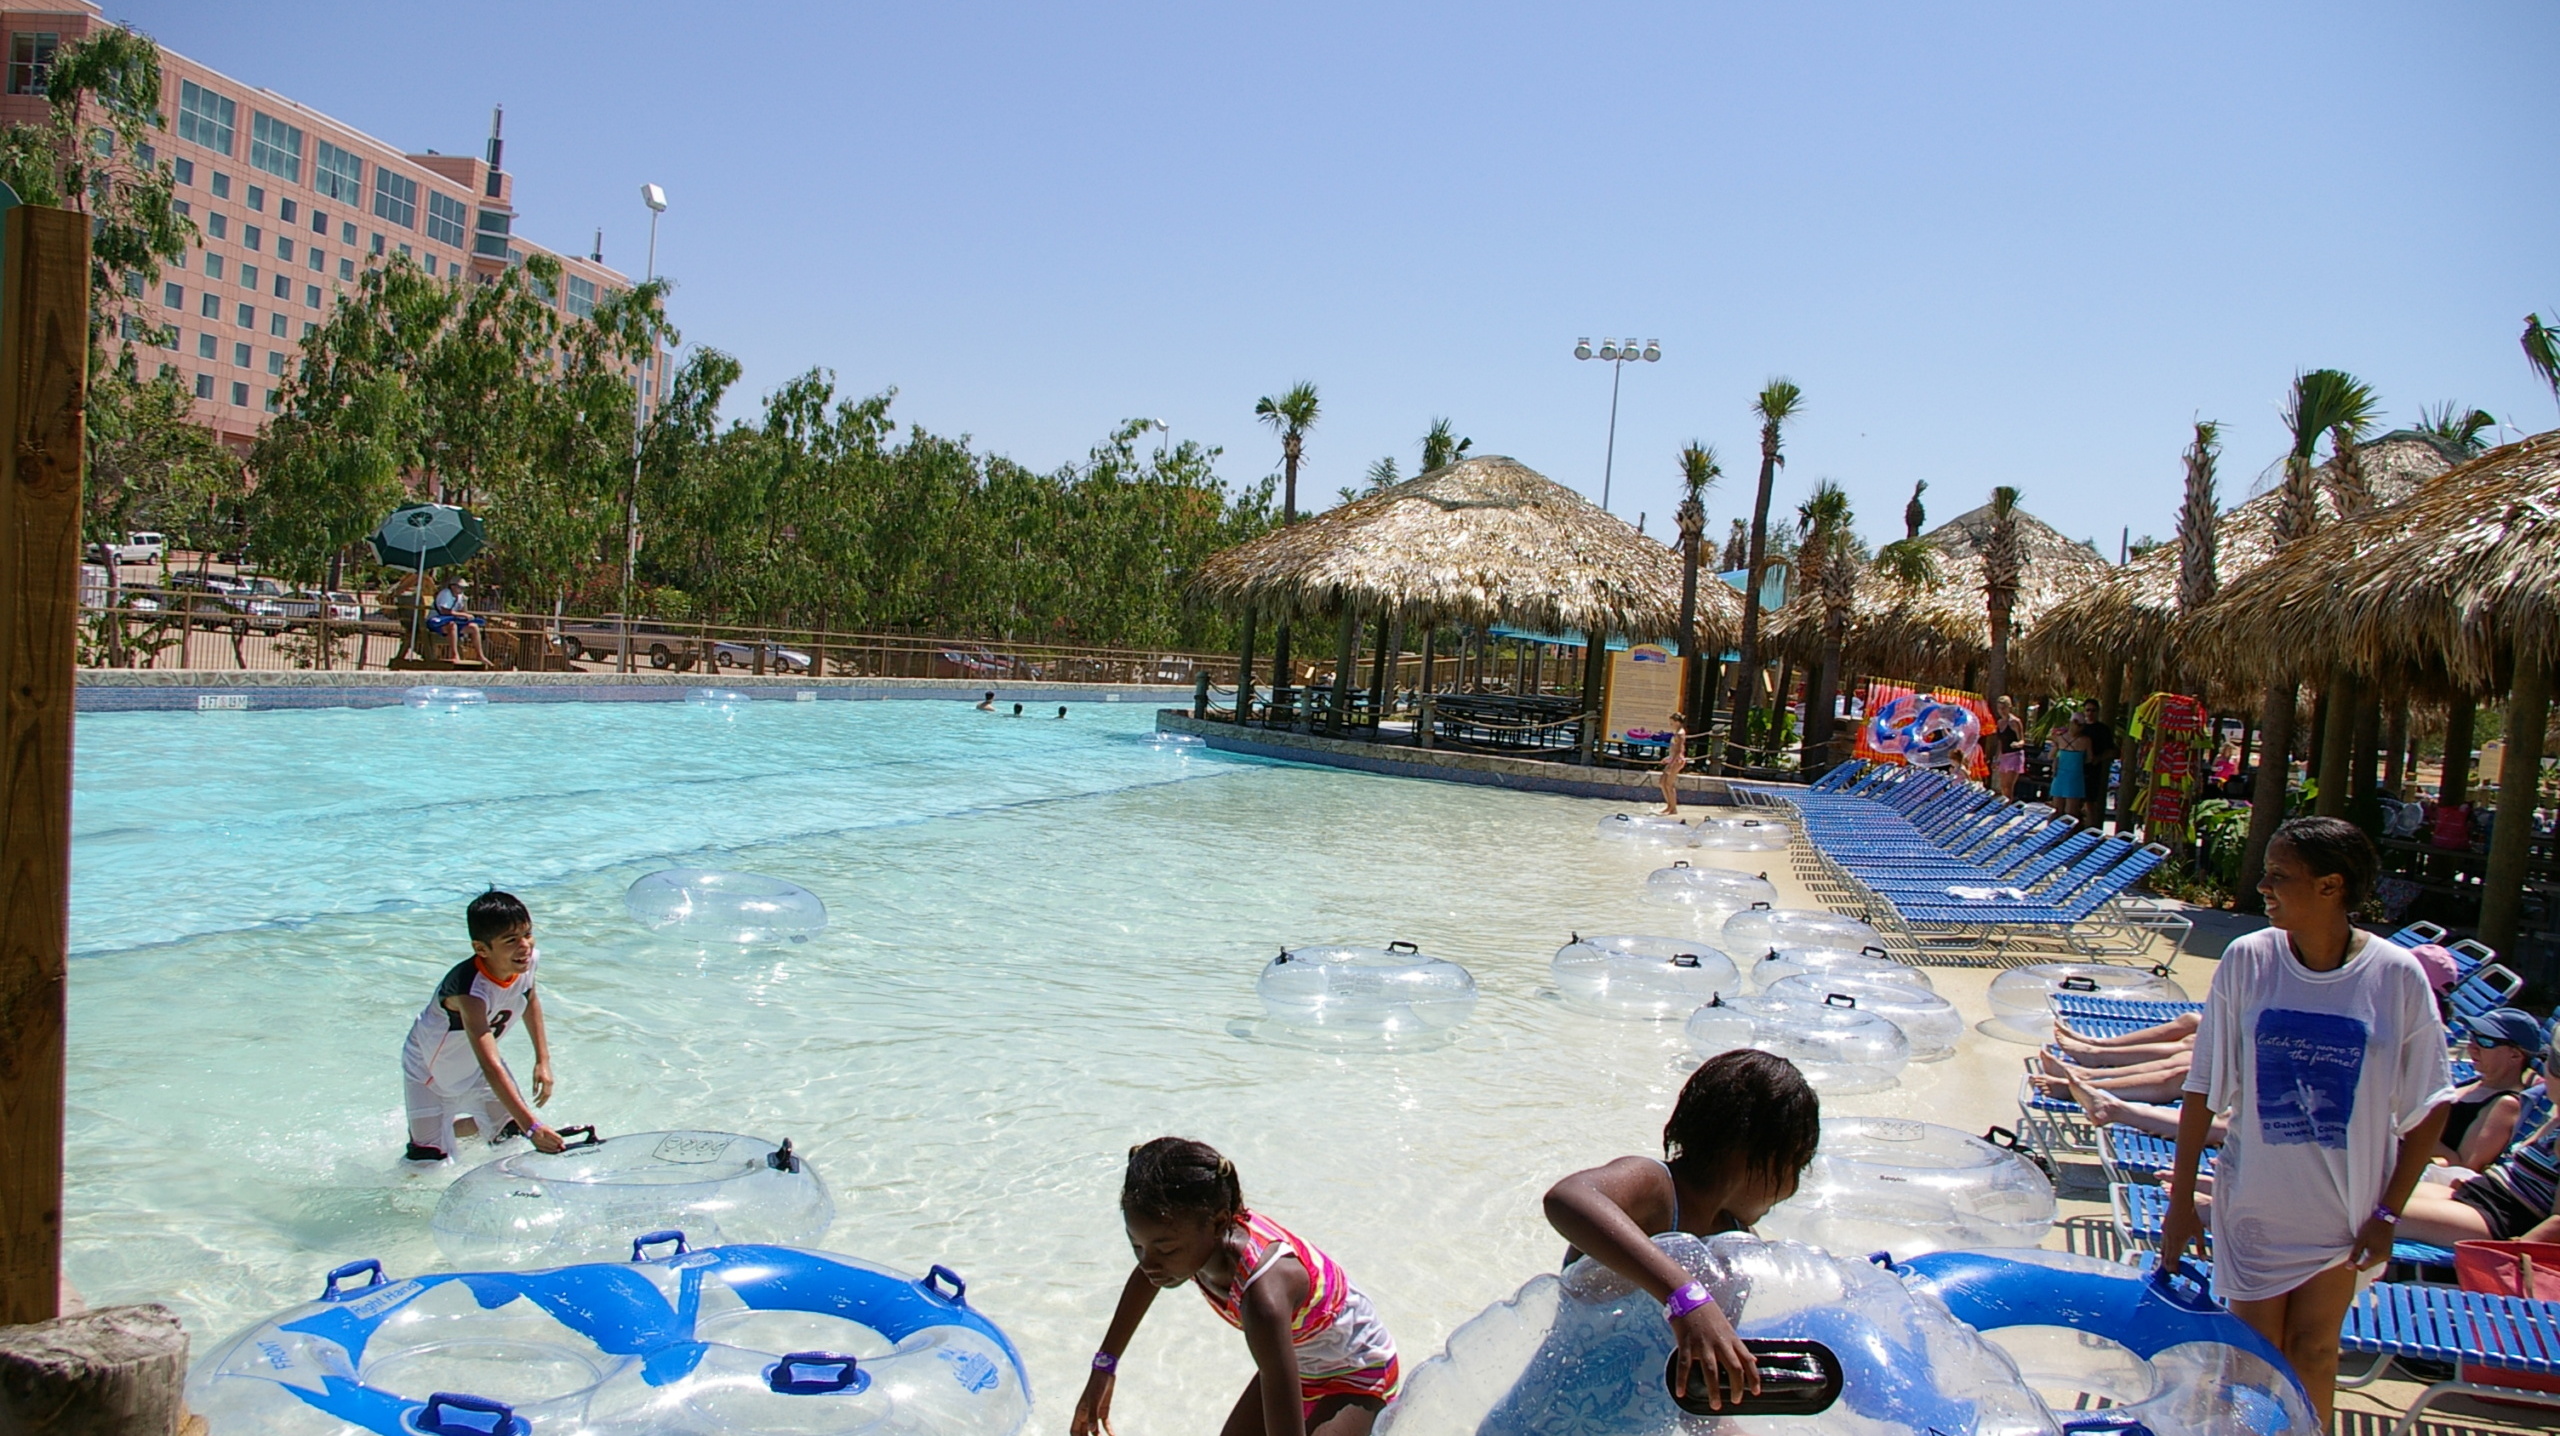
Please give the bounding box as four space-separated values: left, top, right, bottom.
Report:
924 1264 968 1305
631 1230 689 1263
416 1392 522 1435
321 1259 385 1301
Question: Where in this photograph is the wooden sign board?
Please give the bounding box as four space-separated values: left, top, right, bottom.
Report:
1606 643 1686 744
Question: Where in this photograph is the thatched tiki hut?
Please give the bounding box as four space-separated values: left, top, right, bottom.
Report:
2183 428 2560 961
1189 455 1740 754
2020 431 2465 701
1770 501 2110 694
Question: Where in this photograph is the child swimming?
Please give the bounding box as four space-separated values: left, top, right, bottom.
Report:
1542 1050 1821 1410
1073 1137 1399 1436
399 890 568 1162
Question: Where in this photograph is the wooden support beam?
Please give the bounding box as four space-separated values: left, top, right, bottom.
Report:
2478 661 2550 959
0 204 88 1330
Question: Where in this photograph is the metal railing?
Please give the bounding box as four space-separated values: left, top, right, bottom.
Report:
74 590 1229 687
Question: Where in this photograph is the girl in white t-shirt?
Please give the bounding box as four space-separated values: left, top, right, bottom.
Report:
2158 817 2453 1428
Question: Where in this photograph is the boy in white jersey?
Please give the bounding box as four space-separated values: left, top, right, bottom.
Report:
400 890 568 1163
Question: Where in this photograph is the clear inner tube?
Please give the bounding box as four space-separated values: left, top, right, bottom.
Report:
431 1129 835 1267
1551 934 1740 1019
625 869 829 945
1758 1116 2057 1257
1763 972 1963 1061
1685 993 1911 1094
1643 861 1780 909
1719 906 1886 960
404 685 487 709
1986 962 2191 1042
1256 942 1479 1036
1594 812 1694 844
687 687 754 709
1752 945 1935 992
1688 816 1792 851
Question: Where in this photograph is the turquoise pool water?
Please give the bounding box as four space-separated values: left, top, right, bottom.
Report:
64 698 1940 1430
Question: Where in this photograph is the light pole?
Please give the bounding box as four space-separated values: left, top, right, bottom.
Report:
620 182 668 673
1573 335 1660 512
1145 418 1170 464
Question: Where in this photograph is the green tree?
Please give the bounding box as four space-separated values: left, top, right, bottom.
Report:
1981 485 2023 705
1254 382 1320 690
2524 313 2560 416
1725 378 1802 767
2415 401 2495 455
1419 417 1471 472
1794 480 1856 770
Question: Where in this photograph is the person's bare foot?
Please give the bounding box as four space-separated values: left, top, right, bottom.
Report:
2030 1072 2071 1099
2070 1076 2127 1126
2036 1049 2079 1081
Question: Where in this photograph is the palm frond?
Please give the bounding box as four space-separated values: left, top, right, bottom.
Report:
2416 401 2497 456
1872 536 1941 588
1679 442 1721 500
1419 418 1471 473
1253 381 1321 438
2524 314 2560 413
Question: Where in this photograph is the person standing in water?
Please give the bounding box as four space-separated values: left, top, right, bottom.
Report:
1655 712 1690 816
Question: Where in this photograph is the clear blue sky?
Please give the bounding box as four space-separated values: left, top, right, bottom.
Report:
124 1 2559 553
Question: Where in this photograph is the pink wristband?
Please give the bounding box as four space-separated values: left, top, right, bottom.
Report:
1665 1281 1715 1320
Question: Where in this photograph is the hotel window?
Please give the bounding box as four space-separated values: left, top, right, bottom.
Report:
425 190 467 246
173 200 190 218
473 208 512 258
279 198 295 224
372 168 417 228
88 128 111 157
159 325 178 350
230 381 247 407
173 157 194 186
163 281 182 308
238 263 257 290
178 81 236 155
313 141 361 205
206 212 227 240
271 274 288 299
266 351 284 376
210 171 231 199
121 271 141 299
529 270 555 305
265 390 279 413
232 341 250 367
338 257 354 280
170 249 186 270
397 242 411 260
246 184 263 212
309 208 326 234
193 372 212 399
370 231 385 256
203 253 224 280
424 254 438 276
276 237 294 262
243 224 261 252
268 312 286 336
235 302 253 328
199 293 218 318
196 333 215 359
301 321 317 339
8 32 57 96
249 113 304 183
303 284 319 308
339 220 354 244
307 247 322 271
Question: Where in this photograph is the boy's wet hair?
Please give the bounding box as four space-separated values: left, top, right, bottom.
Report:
1121 1136 1243 1224
1664 1050 1820 1186
2272 816 2380 908
467 889 532 943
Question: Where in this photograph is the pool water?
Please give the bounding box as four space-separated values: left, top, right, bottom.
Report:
65 698 1952 1431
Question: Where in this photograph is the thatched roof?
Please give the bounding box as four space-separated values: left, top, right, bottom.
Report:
1771 502 2110 686
2017 431 2466 690
2180 428 2560 692
1189 455 1741 642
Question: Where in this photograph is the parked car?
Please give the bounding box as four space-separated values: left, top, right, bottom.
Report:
556 617 685 664
932 645 1019 678
712 640 813 673
94 531 164 564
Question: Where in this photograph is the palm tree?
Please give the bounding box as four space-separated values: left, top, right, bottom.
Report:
1794 480 1854 771
2236 369 2370 903
2174 421 2221 686
2524 313 2560 416
1674 443 1721 726
1903 479 1927 540
1723 378 1802 768
2415 402 2496 455
1721 518 1748 572
1255 382 1319 709
1979 486 2024 707
1872 536 1940 588
1419 418 1471 473
2320 374 2383 517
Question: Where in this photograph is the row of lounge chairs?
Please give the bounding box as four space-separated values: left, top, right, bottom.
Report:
2033 956 2559 1434
1735 760 2188 961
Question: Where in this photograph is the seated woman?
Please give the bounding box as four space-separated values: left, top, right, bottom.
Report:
2436 1008 2540 1171
2398 1032 2559 1247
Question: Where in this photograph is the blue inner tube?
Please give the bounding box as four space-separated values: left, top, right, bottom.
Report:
188 1239 1030 1436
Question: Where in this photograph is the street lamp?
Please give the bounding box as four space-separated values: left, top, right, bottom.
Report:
1145 418 1170 464
1574 335 1660 511
620 183 668 672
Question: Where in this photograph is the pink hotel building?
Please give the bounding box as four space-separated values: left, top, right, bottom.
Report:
0 2 666 451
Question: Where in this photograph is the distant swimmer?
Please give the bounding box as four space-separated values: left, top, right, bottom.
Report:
400 890 569 1164
975 691 997 711
1056 705 1069 719
1012 703 1024 716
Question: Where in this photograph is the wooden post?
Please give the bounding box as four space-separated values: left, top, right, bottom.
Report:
1328 601 1358 736
2382 694 2410 796
2314 670 2355 817
2442 694 2476 806
0 1303 192 1434
2235 679 2298 914
1579 631 1609 765
2478 660 2550 958
1191 670 1210 719
1233 605 1256 725
0 204 90 1329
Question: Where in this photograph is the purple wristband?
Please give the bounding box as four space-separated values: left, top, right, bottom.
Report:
1092 1351 1119 1374
1665 1281 1715 1320
2371 1204 2400 1227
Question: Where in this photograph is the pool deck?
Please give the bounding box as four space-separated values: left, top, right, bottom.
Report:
73 671 1196 712
1155 710 1741 804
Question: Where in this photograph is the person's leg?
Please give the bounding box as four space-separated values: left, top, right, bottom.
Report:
2231 1263 2357 1429
1308 1395 1385 1436
1659 765 1679 815
1218 1377 1268 1436
404 1076 452 1160
2052 1036 2195 1067
2397 1185 2501 1247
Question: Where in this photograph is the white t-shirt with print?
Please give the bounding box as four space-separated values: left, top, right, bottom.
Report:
2182 928 2453 1301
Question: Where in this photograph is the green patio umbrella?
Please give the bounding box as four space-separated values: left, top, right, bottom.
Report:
369 503 486 659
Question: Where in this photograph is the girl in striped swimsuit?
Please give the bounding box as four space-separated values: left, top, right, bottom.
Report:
1074 1138 1400 1436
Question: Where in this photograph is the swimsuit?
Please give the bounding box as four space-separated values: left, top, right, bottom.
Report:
2440 1086 2520 1156
2050 748 2087 799
1196 1212 1400 1418
400 951 538 1150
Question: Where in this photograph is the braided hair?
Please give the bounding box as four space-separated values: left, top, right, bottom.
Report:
1122 1137 1245 1224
